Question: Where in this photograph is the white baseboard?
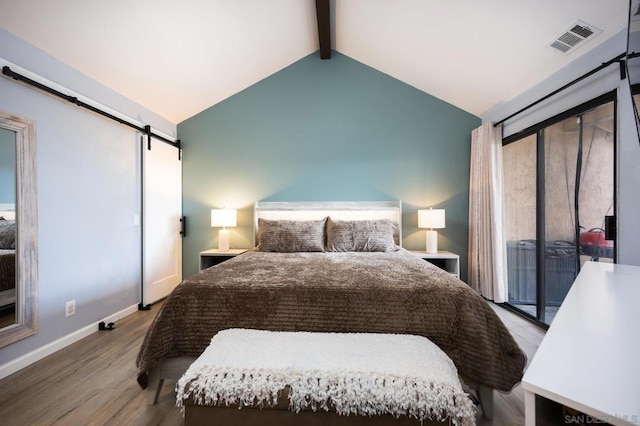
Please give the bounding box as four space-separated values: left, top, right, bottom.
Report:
0 303 139 380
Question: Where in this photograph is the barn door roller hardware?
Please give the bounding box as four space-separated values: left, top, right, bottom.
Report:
2 65 181 154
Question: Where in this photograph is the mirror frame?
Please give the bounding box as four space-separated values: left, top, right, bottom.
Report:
0 110 37 349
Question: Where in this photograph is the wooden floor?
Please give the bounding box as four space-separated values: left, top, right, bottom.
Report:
477 303 546 426
0 301 545 426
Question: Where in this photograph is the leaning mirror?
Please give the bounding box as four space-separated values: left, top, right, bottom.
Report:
0 110 37 348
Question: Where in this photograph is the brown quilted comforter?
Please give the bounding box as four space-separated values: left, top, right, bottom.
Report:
136 249 526 391
0 250 15 292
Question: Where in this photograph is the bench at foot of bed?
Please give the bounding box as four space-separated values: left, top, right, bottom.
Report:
175 329 477 426
183 397 446 426
143 356 494 421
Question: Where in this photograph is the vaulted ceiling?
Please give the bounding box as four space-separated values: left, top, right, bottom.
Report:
0 0 628 124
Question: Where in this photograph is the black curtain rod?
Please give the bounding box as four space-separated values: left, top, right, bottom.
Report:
2 65 180 149
494 53 626 127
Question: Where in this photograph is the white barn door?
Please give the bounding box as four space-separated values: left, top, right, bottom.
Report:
142 136 182 306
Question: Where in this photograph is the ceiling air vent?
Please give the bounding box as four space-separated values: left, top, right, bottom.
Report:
549 20 602 54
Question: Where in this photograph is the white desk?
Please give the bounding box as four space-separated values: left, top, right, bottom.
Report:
522 261 640 426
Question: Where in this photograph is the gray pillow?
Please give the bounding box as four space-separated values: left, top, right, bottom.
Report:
326 218 399 252
257 218 327 252
0 219 16 249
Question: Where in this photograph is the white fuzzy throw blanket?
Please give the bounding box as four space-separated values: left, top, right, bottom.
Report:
176 329 476 426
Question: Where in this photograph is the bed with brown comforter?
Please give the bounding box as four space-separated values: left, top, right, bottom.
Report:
0 219 16 302
136 249 526 393
0 249 15 294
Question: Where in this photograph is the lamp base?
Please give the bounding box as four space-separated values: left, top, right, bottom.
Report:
426 230 438 254
218 229 230 252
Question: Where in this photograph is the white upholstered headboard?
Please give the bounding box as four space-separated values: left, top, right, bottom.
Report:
0 204 15 220
253 201 402 247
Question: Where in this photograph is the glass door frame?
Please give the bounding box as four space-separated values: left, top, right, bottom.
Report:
502 91 617 326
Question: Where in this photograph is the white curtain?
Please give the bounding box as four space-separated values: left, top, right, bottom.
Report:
468 123 508 303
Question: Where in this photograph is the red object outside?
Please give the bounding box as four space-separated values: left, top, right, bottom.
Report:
579 229 613 248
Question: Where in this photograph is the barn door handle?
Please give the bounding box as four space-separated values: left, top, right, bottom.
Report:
180 216 187 237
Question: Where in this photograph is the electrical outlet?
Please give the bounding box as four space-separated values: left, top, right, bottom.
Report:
65 300 76 317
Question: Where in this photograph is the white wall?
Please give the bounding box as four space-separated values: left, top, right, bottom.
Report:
484 30 640 266
0 28 177 367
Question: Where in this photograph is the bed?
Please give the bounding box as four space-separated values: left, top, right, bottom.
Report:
0 217 16 309
136 201 526 421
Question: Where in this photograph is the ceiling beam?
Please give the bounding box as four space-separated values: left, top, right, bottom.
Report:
315 0 331 59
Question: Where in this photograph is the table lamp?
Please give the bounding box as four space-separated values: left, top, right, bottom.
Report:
211 208 237 252
418 208 445 254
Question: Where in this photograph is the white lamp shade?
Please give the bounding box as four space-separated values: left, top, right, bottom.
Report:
211 209 237 228
418 209 445 229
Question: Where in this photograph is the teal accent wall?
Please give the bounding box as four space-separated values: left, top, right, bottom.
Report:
179 51 480 278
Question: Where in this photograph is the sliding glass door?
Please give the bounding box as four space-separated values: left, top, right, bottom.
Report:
504 135 538 315
503 95 615 325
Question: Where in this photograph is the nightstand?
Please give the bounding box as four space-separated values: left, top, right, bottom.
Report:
410 250 460 279
199 248 248 271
